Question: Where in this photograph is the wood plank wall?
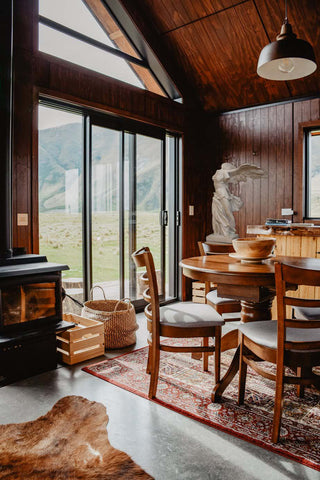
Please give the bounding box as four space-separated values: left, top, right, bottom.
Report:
207 98 320 239
181 112 214 299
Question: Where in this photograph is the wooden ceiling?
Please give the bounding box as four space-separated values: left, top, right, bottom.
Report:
119 0 320 112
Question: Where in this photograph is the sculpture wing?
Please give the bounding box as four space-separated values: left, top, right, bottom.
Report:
227 163 267 184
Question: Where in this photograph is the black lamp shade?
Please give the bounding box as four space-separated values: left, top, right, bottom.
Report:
257 36 317 80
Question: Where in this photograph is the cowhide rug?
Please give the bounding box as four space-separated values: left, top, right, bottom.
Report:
0 396 153 479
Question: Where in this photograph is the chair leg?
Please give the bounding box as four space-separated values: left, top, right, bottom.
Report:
272 358 285 444
296 367 305 398
203 337 209 371
214 327 221 383
146 345 152 374
238 334 247 405
148 345 160 399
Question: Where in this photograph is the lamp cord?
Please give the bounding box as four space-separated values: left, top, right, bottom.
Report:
285 0 288 22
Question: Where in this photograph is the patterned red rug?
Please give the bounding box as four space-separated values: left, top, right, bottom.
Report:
83 340 320 472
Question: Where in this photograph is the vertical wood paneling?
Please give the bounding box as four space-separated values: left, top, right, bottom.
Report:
310 98 320 121
252 108 261 228
182 111 216 299
244 109 254 234
260 107 269 226
275 104 285 218
237 111 246 237
267 106 277 224
284 103 293 213
12 1 37 253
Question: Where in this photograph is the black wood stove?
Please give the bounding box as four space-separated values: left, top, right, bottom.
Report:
0 254 73 385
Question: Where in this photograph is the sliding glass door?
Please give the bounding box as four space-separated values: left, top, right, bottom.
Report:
38 105 84 301
39 101 180 307
91 125 121 298
124 133 164 301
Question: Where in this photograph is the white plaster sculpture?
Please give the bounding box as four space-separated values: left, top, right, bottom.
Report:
206 163 266 244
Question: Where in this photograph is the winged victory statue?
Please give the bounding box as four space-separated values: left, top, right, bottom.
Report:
206 162 267 244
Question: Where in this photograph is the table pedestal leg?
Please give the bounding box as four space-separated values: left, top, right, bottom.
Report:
240 298 273 323
212 346 240 402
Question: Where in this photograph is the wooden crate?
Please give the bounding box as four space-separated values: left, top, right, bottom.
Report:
57 313 105 365
192 282 206 303
192 281 217 303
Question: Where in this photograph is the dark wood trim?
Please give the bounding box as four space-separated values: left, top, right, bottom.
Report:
34 53 184 133
31 88 39 254
83 0 165 97
294 120 320 223
39 15 148 67
219 95 320 117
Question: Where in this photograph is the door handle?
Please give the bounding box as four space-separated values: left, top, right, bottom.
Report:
160 210 168 226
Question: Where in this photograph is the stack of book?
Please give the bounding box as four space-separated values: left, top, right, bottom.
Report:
265 218 291 226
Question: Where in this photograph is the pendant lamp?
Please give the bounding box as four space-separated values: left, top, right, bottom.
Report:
257 0 317 81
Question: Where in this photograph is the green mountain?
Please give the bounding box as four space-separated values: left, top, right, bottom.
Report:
39 123 161 212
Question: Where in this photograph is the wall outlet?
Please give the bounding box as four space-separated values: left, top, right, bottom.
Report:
281 208 294 216
17 213 28 226
189 205 194 216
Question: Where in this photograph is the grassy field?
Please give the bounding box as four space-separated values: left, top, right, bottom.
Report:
39 211 162 283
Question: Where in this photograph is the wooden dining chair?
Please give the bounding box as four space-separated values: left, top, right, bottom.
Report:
237 261 320 443
198 242 241 319
132 247 224 399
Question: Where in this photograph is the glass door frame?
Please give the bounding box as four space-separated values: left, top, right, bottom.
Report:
38 97 180 308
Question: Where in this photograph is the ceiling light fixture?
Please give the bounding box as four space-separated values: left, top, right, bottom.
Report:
257 0 317 81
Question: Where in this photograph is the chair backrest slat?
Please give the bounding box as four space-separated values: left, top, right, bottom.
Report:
285 319 320 329
284 296 320 308
275 261 320 353
285 340 320 350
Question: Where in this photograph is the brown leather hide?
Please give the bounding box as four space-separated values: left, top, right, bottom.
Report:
0 395 153 479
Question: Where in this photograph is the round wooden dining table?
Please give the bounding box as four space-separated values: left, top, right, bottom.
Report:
180 254 286 323
179 254 305 401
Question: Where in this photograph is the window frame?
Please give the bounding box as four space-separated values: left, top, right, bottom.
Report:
304 127 320 220
295 120 320 224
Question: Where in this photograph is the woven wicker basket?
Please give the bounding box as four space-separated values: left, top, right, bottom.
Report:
81 286 138 349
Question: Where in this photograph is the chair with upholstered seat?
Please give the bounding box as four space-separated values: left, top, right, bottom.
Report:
132 246 225 399
237 261 320 443
198 242 241 319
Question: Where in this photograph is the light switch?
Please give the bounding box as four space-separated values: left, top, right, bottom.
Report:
281 208 294 216
17 213 28 226
189 205 194 216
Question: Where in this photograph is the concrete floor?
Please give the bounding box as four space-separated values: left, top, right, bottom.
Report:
0 311 318 480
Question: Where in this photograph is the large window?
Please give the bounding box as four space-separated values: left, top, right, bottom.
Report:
38 102 181 307
305 129 320 218
38 0 174 97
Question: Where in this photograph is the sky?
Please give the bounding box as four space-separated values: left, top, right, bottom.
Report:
38 0 144 130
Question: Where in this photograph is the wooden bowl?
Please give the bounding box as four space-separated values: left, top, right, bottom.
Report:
232 237 276 259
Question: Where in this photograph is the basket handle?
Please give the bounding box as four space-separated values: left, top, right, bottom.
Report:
114 298 132 312
90 285 107 300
